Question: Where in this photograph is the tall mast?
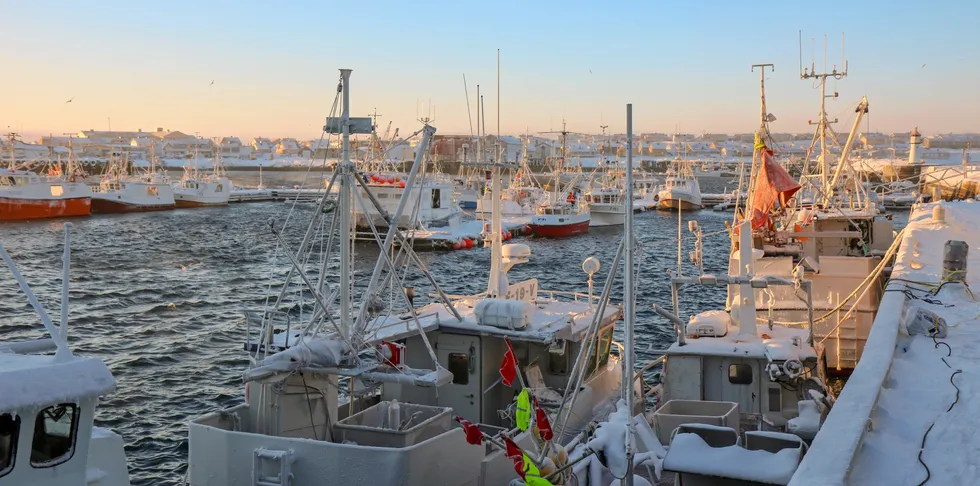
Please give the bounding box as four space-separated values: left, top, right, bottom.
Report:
746 63 774 214
488 51 504 297
800 33 847 204
339 69 353 333
622 103 636 485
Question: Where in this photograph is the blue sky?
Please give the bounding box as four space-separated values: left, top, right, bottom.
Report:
2 0 977 140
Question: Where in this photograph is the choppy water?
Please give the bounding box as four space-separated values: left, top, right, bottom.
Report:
0 173 902 485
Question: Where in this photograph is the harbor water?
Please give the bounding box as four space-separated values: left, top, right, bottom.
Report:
0 173 905 485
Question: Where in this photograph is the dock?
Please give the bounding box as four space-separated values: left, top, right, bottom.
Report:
792 200 980 486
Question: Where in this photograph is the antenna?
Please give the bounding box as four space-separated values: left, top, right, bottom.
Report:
800 31 849 199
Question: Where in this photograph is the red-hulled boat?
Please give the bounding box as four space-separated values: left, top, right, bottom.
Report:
0 168 92 221
529 201 590 237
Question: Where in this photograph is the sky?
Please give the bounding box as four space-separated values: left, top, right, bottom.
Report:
2 0 978 142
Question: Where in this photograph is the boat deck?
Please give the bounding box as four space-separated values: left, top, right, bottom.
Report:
792 200 980 486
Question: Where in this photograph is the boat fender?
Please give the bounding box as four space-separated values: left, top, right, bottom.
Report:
464 238 474 249
453 240 462 250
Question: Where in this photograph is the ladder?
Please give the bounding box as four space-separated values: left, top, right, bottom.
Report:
253 448 295 486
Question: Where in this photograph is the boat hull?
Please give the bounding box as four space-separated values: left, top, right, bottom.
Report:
529 219 590 237
589 205 625 226
0 197 91 221
91 197 175 213
657 198 702 211
175 198 228 208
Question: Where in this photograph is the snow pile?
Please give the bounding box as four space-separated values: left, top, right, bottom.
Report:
786 399 822 441
663 432 802 484
0 354 115 411
586 400 632 479
244 337 345 383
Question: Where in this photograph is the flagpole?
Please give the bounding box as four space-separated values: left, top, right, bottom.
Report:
622 103 636 486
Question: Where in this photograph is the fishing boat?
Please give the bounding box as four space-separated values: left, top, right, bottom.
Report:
656 159 702 210
0 223 131 485
729 62 895 374
529 123 591 237
186 67 633 486
172 145 231 207
90 150 175 213
0 134 91 221
353 171 461 230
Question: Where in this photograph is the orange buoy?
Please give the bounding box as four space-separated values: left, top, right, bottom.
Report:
398 181 406 188
464 238 473 249
507 230 513 239
453 240 462 250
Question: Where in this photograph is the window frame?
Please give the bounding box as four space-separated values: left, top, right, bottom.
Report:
447 352 470 385
728 364 754 385
0 413 20 477
30 403 80 469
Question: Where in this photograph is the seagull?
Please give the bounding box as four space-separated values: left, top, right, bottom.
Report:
210 80 215 87
589 69 592 74
65 97 74 104
921 63 926 68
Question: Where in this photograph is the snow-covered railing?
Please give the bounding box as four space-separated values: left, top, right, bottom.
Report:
788 242 912 485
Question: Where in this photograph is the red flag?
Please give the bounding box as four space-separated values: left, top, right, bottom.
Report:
454 415 485 446
749 150 800 229
533 397 554 441
500 339 518 387
503 436 526 479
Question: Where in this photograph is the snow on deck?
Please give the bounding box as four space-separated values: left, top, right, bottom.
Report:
792 200 980 486
0 353 115 411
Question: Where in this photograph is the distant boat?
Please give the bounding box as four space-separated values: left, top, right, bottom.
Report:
173 145 230 207
529 122 591 236
0 135 91 221
656 159 702 210
91 150 175 213
0 168 91 221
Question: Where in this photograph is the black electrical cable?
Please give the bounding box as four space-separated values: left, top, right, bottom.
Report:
916 335 963 485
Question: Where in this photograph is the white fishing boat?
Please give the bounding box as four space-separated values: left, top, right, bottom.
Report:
353 172 461 230
0 223 131 485
186 67 634 486
731 61 896 374
90 150 175 213
656 159 702 211
172 146 230 207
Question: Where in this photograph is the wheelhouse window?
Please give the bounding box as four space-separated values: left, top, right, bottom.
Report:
0 413 19 477
147 186 159 196
215 184 224 193
728 364 753 385
447 353 470 385
49 185 64 197
31 403 78 468
587 325 615 373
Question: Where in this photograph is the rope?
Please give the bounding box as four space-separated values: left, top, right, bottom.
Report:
916 330 963 486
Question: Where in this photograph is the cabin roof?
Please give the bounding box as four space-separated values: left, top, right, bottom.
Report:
0 353 115 411
666 323 816 361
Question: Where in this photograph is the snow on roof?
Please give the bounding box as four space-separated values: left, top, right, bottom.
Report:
0 354 115 412
667 322 815 361
793 200 980 486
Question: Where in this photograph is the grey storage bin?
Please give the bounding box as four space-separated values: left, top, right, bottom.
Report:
333 401 452 448
652 400 739 445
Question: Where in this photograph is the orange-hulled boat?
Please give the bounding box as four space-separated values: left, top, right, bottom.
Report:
0 169 92 221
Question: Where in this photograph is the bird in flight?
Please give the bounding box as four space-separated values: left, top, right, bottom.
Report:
210 80 215 87
921 63 926 68
65 97 75 104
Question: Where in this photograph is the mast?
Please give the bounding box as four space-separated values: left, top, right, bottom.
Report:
622 103 636 485
488 50 504 297
746 64 774 215
339 69 353 334
800 33 847 205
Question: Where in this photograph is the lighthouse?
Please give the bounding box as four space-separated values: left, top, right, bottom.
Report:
909 127 922 164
